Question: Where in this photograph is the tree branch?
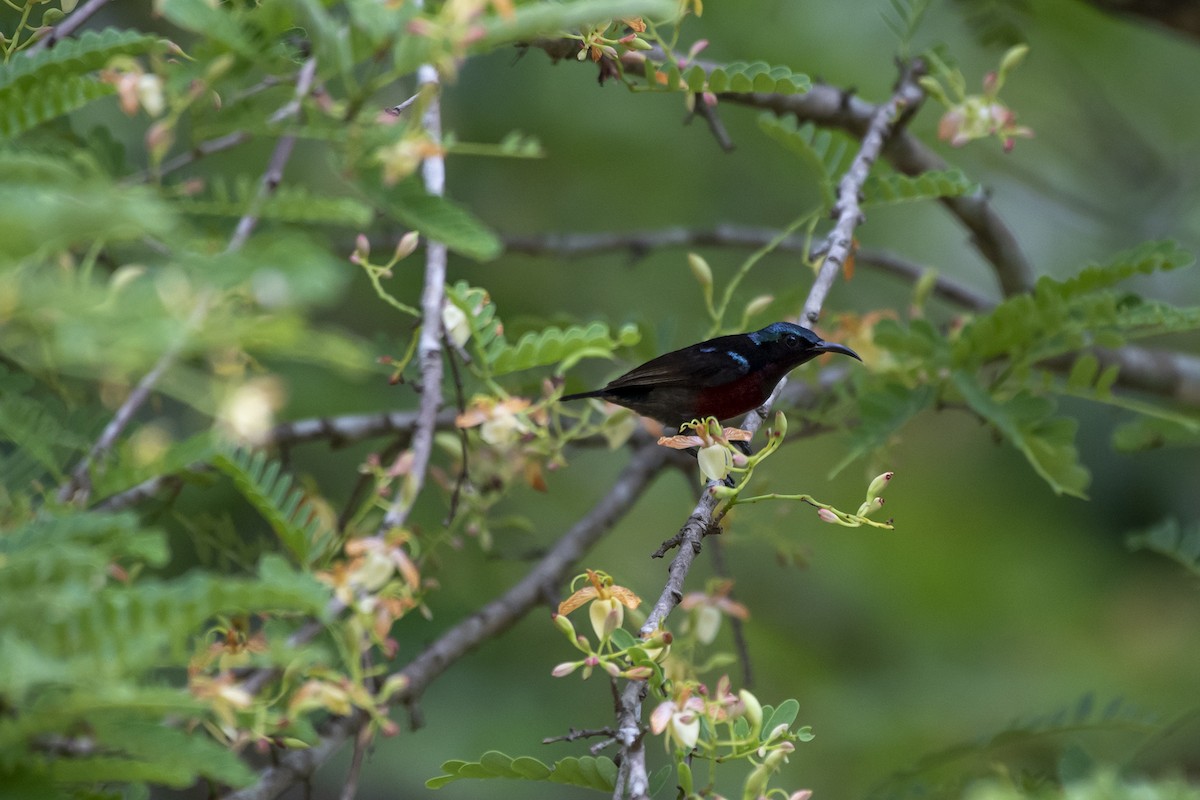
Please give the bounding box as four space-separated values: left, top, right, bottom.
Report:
378 65 447 534
624 62 926 800
25 0 110 54
224 443 670 800
533 39 1035 298
391 443 670 705
503 226 994 311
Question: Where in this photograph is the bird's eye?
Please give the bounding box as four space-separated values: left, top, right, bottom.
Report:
784 334 800 348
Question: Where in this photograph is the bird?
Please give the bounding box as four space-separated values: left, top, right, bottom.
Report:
560 321 861 432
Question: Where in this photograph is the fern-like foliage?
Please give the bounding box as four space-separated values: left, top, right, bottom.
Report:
0 28 166 140
757 114 851 208
0 29 165 93
171 178 373 227
477 0 675 48
950 0 1031 47
862 168 978 206
213 448 337 565
1127 518 1200 578
0 74 115 141
427 751 619 791
867 694 1158 800
0 507 332 795
640 60 810 95
882 0 933 54
445 282 640 378
861 241 1200 495
373 177 503 262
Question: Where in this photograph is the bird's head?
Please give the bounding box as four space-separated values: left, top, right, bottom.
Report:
748 321 862 367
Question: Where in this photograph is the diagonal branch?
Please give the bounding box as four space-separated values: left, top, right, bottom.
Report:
25 0 110 55
619 62 927 800
222 443 671 800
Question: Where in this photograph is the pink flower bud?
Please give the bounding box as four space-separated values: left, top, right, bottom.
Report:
817 508 838 524
552 661 580 677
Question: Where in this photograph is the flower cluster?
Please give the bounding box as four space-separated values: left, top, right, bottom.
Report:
649 676 813 800
550 570 668 681
921 45 1034 152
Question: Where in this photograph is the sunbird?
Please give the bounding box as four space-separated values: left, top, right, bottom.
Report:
561 321 861 431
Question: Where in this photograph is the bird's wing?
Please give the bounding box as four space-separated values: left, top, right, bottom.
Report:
602 343 750 390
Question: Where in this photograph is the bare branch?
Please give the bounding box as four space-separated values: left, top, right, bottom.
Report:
221 712 366 800
627 62 926 799
504 226 993 311
612 680 650 800
392 443 670 705
378 65 447 534
336 721 373 800
533 40 1035 298
226 57 318 253
25 0 111 55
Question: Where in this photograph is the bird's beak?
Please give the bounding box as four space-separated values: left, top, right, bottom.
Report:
817 341 862 361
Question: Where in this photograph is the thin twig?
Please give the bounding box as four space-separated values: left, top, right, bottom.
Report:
336 714 373 800
378 64 447 534
391 443 670 706
626 62 927 800
25 0 110 54
534 39 1035 298
128 131 253 184
58 298 210 505
542 726 617 745
267 409 456 447
58 57 318 506
686 94 735 152
227 58 317 253
442 343 471 527
707 537 753 688
504 226 993 311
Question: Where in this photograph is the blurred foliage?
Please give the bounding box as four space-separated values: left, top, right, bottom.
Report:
1 0 1199 798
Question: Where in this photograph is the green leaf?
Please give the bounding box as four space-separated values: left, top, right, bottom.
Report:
477 0 676 48
1113 416 1200 452
427 752 617 791
829 382 934 478
213 448 337 564
706 62 810 95
68 719 254 788
1048 240 1194 301
1127 518 1200 578
380 179 502 261
952 371 1090 498
757 114 848 208
491 322 642 376
156 0 261 59
763 698 800 738
862 168 977 206
0 75 115 140
0 28 165 94
171 178 373 228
